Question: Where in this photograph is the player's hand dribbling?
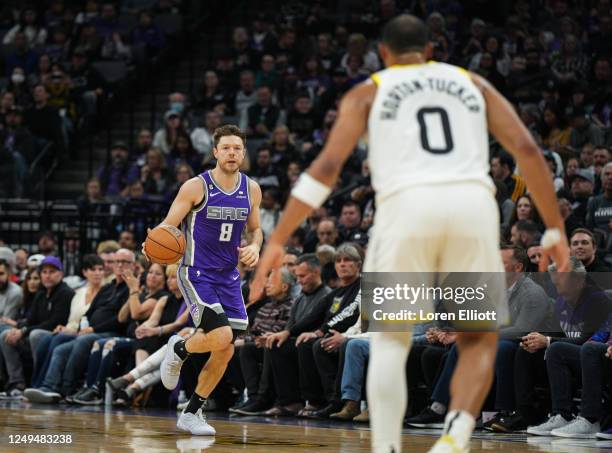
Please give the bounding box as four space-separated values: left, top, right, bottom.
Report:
251 240 284 303
237 244 259 267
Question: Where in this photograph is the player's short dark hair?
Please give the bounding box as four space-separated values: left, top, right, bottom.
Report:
500 244 529 270
381 14 428 55
213 124 246 148
81 254 104 272
0 259 10 273
295 253 321 270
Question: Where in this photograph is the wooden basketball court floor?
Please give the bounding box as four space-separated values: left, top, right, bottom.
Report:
0 402 611 452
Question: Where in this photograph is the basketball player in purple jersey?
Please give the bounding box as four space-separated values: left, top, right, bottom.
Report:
148 125 262 435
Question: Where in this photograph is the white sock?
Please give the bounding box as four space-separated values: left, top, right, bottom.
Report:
442 410 475 451
367 332 412 453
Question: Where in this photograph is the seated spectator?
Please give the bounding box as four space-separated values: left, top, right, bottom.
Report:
140 148 173 197
345 55 370 87
24 85 63 146
550 34 589 88
0 257 73 399
107 264 190 406
22 249 134 403
131 10 166 58
97 142 140 199
8 67 33 108
507 195 542 234
169 132 199 172
231 268 295 415
77 177 109 216
234 70 257 119
191 111 221 161
490 151 526 202
340 33 379 74
569 107 605 149
118 231 137 252
338 201 363 243
131 128 153 164
540 103 571 151
29 255 105 388
570 169 595 222
298 55 331 100
269 125 301 169
45 65 76 120
166 163 194 204
558 197 583 241
73 262 168 405
526 326 611 438
153 110 185 155
265 245 360 417
0 259 23 338
262 253 331 415
0 142 28 198
570 228 611 272
593 146 610 191
3 8 48 47
492 257 611 433
2 105 38 163
195 71 228 115
44 27 71 63
286 94 319 142
13 249 28 283
509 220 540 248
250 146 281 188
259 188 281 240
587 162 612 237
245 86 281 139
5 32 39 77
293 244 362 418
74 22 102 60
68 48 104 128
255 54 280 90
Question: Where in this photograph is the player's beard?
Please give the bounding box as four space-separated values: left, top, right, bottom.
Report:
0 280 9 291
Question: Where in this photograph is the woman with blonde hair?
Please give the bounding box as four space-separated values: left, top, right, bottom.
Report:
107 264 191 407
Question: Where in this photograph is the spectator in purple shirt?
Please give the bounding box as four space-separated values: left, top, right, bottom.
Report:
97 142 140 199
131 10 166 58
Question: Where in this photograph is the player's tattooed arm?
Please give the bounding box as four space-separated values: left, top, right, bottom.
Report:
239 179 263 267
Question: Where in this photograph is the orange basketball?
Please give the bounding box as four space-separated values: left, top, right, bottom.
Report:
144 224 186 264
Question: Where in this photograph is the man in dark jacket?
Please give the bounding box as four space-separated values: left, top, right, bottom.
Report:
267 245 361 417
570 228 611 272
24 249 134 403
0 256 73 399
492 257 611 432
262 253 332 415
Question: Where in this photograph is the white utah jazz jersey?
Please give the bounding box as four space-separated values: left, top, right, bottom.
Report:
367 62 493 203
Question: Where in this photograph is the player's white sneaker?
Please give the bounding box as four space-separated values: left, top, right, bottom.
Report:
428 435 470 453
177 408 216 436
161 335 185 390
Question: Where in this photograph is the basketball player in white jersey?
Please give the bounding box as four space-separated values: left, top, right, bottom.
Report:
253 14 569 453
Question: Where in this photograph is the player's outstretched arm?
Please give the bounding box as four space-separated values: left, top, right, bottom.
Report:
472 73 569 271
252 82 375 291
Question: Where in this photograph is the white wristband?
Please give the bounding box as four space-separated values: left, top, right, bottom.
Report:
291 173 332 209
541 228 562 249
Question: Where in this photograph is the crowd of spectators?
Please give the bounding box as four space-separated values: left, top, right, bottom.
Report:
0 0 179 198
0 0 612 442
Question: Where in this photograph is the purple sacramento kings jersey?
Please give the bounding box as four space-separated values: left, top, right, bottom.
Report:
182 170 251 270
177 170 251 331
